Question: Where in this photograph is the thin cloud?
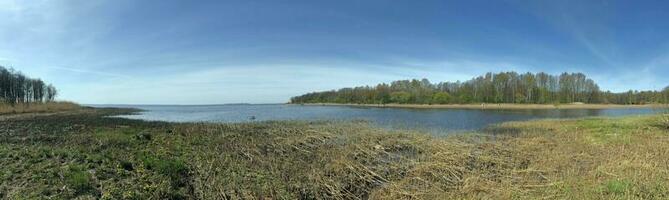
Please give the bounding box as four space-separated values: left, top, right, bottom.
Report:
571 30 616 67
49 66 131 79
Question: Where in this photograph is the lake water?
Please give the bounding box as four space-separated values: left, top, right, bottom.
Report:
91 104 666 133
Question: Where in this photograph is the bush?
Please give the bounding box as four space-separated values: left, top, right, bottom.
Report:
431 92 452 104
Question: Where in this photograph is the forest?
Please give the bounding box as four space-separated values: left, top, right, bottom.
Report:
0 66 58 105
291 72 669 105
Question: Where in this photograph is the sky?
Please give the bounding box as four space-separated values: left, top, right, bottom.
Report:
1 0 668 104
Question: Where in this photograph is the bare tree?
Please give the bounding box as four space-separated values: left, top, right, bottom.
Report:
46 84 57 102
0 66 58 105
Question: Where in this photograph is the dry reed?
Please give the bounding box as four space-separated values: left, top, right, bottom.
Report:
0 101 80 115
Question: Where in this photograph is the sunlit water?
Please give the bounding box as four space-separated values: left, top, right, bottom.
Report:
90 104 665 133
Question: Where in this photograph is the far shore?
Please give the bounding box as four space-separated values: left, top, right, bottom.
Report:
297 103 667 110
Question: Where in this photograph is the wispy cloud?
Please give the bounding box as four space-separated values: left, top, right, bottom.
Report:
512 1 618 66
570 30 616 67
48 66 131 79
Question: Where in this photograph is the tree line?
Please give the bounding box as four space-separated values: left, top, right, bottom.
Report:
0 66 58 105
291 72 669 105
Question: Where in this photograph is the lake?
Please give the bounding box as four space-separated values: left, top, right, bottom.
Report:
90 104 666 133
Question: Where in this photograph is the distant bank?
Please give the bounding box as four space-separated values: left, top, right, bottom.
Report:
290 72 669 106
297 103 666 110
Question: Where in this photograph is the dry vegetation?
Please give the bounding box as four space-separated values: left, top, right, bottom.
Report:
1 108 668 199
469 117 669 199
0 101 81 115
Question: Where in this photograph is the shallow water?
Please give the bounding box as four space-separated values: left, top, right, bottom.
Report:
89 104 666 133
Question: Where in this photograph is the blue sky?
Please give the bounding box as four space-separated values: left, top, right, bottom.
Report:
1 0 668 104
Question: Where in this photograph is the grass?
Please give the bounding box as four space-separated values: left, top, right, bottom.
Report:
602 179 632 195
0 101 81 115
1 108 669 199
64 165 95 196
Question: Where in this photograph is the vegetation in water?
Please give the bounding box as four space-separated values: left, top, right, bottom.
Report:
1 108 669 199
291 71 669 105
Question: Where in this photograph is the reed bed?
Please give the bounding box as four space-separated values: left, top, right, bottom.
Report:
0 101 81 115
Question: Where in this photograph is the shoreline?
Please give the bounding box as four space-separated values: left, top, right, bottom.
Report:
296 103 666 110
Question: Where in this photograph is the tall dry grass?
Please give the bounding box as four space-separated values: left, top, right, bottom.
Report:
172 116 669 199
0 101 80 115
447 116 669 199
176 121 432 199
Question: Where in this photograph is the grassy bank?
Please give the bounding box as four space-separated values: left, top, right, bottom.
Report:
0 101 81 115
300 103 664 110
1 108 668 199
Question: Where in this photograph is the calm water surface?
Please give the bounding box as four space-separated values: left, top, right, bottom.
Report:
93 104 665 133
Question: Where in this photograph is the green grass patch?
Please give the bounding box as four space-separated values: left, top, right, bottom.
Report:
140 154 188 183
575 117 650 144
64 165 96 196
602 179 632 195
